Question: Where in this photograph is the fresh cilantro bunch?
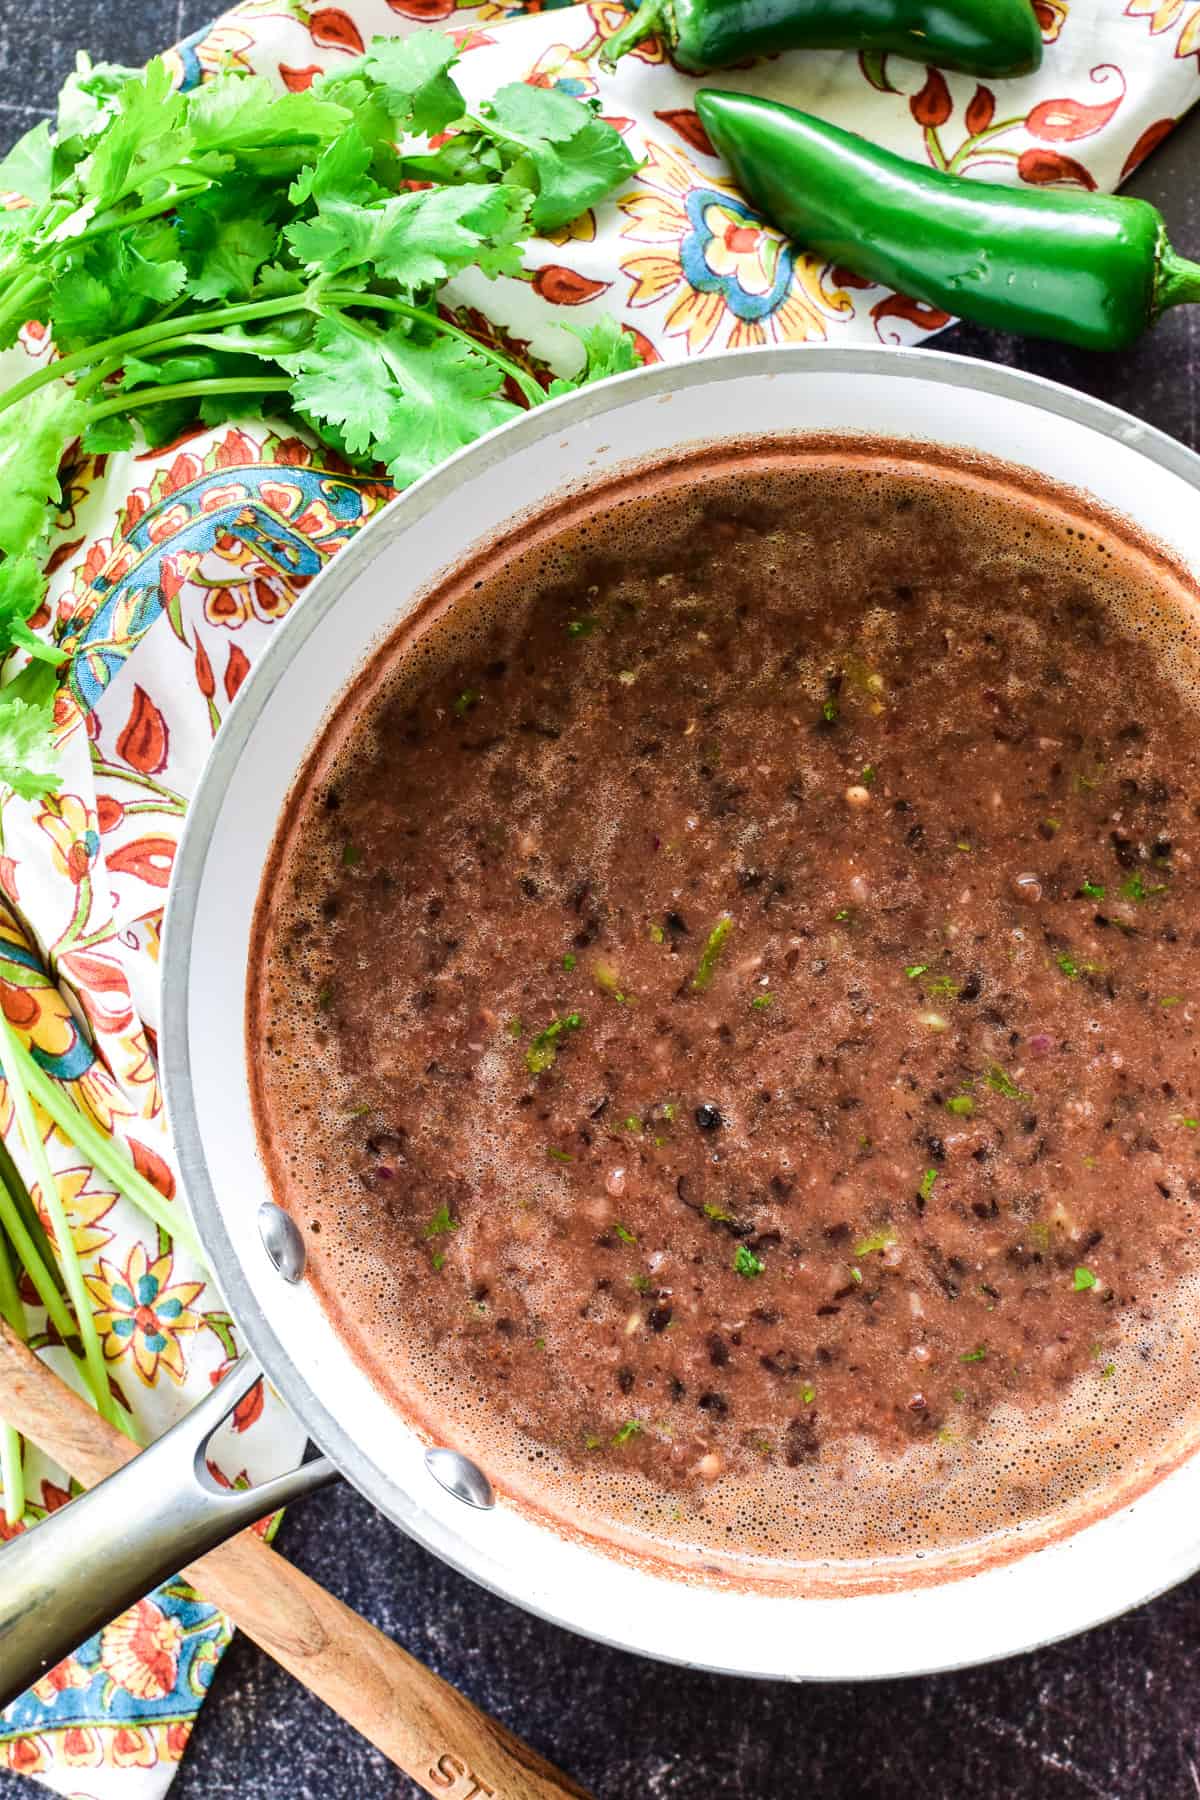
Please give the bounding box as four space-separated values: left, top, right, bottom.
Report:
0 33 640 798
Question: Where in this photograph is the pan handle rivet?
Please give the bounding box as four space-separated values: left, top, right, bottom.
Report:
257 1201 307 1283
425 1447 495 1511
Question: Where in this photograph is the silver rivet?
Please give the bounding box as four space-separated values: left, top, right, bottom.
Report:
257 1201 306 1282
424 1447 495 1510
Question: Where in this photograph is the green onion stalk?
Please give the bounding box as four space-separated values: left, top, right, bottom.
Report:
0 989 205 1489
0 1152 84 1350
2 1027 206 1267
0 1225 26 1522
0 1009 116 1425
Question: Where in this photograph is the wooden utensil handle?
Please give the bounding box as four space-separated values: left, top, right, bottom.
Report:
0 1325 592 1800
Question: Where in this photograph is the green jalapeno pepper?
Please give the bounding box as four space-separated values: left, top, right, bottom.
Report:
602 0 1043 76
694 90 1200 352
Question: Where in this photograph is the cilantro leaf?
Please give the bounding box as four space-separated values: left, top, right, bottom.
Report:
483 81 592 144
478 84 637 231
288 314 521 481
196 389 276 427
51 223 187 349
188 214 280 303
0 120 54 204
571 314 642 380
0 693 60 799
252 261 309 300
83 59 191 210
0 383 85 560
80 414 136 453
286 180 530 287
306 75 405 182
56 53 142 143
177 178 282 302
184 73 349 160
289 126 381 209
285 313 407 455
984 1063 1030 1103
358 32 464 136
48 271 114 349
0 211 41 273
0 555 62 664
130 392 215 448
399 134 504 189
120 349 254 389
372 334 520 484
523 116 638 232
0 663 61 798
0 555 39 621
547 316 641 395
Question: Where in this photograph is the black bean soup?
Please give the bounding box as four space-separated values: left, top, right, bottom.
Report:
251 443 1200 1585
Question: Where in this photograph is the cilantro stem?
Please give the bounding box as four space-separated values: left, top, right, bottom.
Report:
0 284 546 425
3 1030 206 1265
65 181 215 250
0 273 52 347
0 202 79 321
0 1010 114 1424
0 197 96 292
87 374 293 423
175 330 300 359
322 289 546 406
75 355 123 404
0 1228 26 1523
0 293 315 419
0 203 54 286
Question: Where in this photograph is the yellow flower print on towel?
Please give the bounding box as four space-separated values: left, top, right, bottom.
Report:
87 1242 204 1385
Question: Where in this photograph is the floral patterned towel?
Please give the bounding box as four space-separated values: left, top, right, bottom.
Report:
0 1 1197 1794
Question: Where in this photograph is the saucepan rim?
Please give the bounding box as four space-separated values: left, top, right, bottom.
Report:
162 343 1200 1678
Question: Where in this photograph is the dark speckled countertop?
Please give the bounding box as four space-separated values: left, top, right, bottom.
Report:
2 12 1200 1796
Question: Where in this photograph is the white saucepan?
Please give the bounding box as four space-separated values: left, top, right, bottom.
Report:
4 345 1200 1696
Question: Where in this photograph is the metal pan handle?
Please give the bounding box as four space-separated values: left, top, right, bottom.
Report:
0 1354 338 1710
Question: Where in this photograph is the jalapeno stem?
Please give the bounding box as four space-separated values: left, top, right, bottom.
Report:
601 0 673 65
1156 243 1200 315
